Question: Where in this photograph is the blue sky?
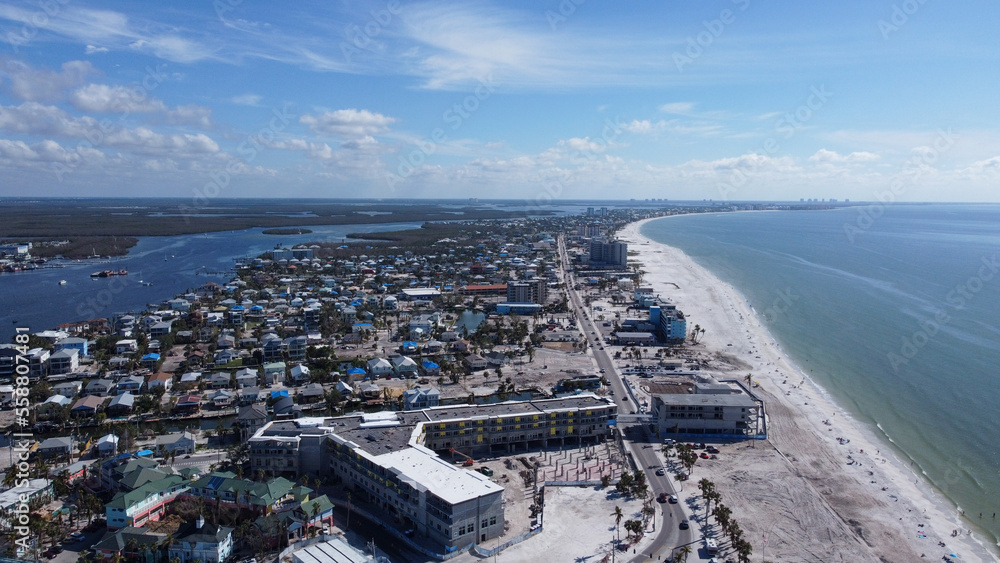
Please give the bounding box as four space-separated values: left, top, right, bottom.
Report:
0 0 997 201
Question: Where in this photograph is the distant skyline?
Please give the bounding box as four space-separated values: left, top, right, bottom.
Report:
0 1 998 201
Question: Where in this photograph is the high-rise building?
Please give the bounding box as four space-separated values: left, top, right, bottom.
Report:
588 239 628 268
506 278 547 303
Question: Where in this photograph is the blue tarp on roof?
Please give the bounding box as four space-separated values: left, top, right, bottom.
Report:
270 390 289 398
422 361 439 369
141 353 160 361
402 341 418 348
347 368 366 375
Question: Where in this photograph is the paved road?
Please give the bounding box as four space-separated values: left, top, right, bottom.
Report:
557 235 696 562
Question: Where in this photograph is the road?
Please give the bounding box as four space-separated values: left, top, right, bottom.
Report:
557 235 696 562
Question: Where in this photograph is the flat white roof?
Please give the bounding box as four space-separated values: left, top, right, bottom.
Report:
292 537 372 563
376 447 502 505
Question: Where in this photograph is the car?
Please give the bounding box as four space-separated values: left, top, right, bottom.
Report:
668 494 678 504
184 454 192 459
657 492 669 503
655 468 665 476
700 452 710 459
706 446 720 454
599 368 606 373
679 519 689 530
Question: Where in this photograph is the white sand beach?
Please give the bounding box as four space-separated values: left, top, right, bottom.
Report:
619 216 998 562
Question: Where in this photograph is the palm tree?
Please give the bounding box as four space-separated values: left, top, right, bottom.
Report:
676 544 692 563
611 505 624 546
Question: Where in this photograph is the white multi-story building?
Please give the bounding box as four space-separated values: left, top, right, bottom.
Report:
248 395 617 551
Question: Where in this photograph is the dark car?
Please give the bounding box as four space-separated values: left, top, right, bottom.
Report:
657 492 669 503
706 446 720 454
679 519 690 530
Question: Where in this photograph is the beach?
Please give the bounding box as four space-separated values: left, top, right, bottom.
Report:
620 216 998 562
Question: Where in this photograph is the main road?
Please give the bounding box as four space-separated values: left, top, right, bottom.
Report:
557 235 696 562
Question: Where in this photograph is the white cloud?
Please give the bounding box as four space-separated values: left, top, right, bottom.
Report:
560 137 605 153
0 102 218 156
165 104 213 128
231 94 263 107
69 84 168 114
300 109 396 137
85 45 109 54
809 148 881 164
1 60 98 102
659 102 696 115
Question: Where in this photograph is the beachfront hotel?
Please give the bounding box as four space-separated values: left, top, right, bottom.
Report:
651 387 764 439
248 394 617 551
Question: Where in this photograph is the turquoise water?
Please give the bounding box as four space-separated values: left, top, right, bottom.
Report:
641 205 1000 546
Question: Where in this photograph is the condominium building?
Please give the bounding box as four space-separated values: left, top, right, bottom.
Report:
248 394 616 551
651 390 762 438
505 278 547 304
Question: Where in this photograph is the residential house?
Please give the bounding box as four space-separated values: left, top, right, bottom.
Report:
107 392 136 416
464 354 488 371
38 436 73 459
155 431 198 455
48 348 79 375
55 336 89 357
0 479 53 533
216 333 236 349
236 404 268 441
238 386 262 405
485 351 510 367
298 383 324 403
146 372 173 393
86 378 115 396
262 333 284 362
168 515 233 563
37 394 71 416
95 434 120 457
263 362 286 386
210 390 235 408
117 374 145 394
392 355 419 378
289 364 310 384
115 339 139 355
93 526 168 561
106 475 188 529
71 395 106 417
420 360 440 377
285 335 307 361
209 372 233 389
366 358 393 378
140 353 160 369
234 368 258 389
174 395 202 414
149 321 173 338
403 387 441 411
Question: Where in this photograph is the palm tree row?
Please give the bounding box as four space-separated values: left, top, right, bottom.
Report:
696 477 753 563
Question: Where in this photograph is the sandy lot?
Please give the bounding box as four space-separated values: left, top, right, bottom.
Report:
449 485 648 563
619 217 998 562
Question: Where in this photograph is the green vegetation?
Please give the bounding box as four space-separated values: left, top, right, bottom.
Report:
0 198 553 237
262 228 313 235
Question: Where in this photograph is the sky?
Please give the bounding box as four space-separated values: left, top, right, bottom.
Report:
0 0 998 202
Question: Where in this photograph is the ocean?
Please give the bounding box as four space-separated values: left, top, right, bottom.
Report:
641 204 1000 547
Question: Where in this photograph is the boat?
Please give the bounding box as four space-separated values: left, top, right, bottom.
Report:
58 280 67 285
90 269 128 278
